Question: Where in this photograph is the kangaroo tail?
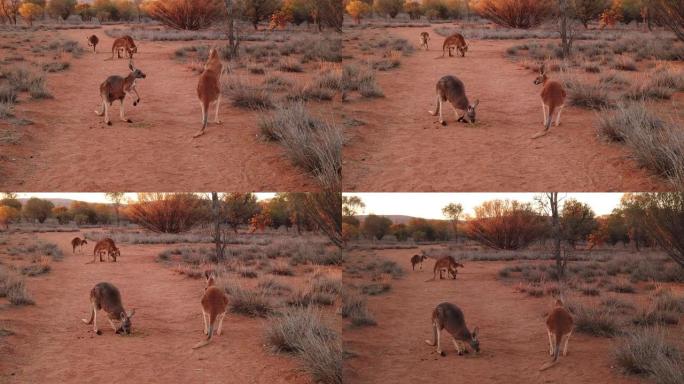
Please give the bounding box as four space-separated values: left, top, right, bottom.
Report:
81 307 94 325
192 312 217 349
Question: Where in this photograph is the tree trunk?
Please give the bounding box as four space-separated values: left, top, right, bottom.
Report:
559 0 570 58
224 0 239 59
115 204 120 227
212 192 224 262
548 193 563 279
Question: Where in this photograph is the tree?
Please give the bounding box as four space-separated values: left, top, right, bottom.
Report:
0 0 22 24
537 193 565 279
128 193 204 233
374 0 403 18
46 0 76 20
641 192 684 267
342 195 365 217
239 0 281 29
475 0 554 29
391 223 410 241
346 0 370 24
145 0 225 30
362 214 392 240
19 2 42 26
300 190 342 248
211 192 225 261
22 197 54 223
571 0 610 28
52 206 73 225
442 202 463 243
561 198 596 248
466 199 546 250
222 193 259 233
651 0 684 42
0 205 20 229
404 0 423 19
105 192 125 226
0 193 21 211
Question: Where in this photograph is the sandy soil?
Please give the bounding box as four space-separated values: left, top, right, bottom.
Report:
343 26 673 191
0 231 312 383
342 247 678 384
0 26 317 191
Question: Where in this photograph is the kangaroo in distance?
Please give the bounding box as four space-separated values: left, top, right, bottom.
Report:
111 36 137 60
194 48 224 138
87 34 99 53
429 75 479 126
540 299 574 371
442 33 468 57
532 63 567 139
92 238 120 263
425 302 480 356
96 62 146 126
71 237 87 254
429 256 464 280
410 254 428 271
419 32 430 50
193 272 229 349
81 282 135 335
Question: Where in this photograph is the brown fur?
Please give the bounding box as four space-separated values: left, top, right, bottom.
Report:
429 256 464 280
442 33 468 57
419 32 430 50
111 36 136 60
96 63 146 125
81 282 135 335
193 48 224 138
410 254 428 271
425 302 480 356
540 300 574 370
429 75 479 126
71 237 87 254
92 238 120 263
87 35 99 53
193 273 229 349
532 64 567 139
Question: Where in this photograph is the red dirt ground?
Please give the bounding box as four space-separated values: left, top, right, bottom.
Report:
343 26 674 192
344 247 683 384
0 26 318 191
0 231 314 383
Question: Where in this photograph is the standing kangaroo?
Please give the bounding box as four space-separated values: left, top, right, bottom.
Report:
87 35 99 53
532 63 566 139
193 48 223 138
425 302 479 356
71 237 87 254
429 256 464 280
111 36 137 59
429 75 479 126
540 300 574 370
81 282 135 335
92 238 120 263
410 254 428 271
419 32 430 50
95 62 146 126
193 273 229 349
442 33 468 57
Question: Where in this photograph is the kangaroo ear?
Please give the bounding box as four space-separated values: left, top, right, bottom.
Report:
472 326 479 337
127 309 136 318
120 312 127 321
128 62 134 71
473 99 480 108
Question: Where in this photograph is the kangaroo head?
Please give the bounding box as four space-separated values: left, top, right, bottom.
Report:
469 326 480 353
459 45 468 57
208 48 219 61
110 247 120 260
116 309 136 335
128 63 146 79
466 99 479 123
421 255 428 261
82 239 88 245
534 65 548 85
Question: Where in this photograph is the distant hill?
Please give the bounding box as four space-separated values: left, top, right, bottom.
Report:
17 198 112 207
356 215 418 224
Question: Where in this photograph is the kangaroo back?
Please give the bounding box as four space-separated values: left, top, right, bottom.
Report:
436 76 469 111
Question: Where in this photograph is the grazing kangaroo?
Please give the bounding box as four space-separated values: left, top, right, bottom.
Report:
92 238 120 263
81 282 135 335
430 256 464 280
87 35 99 53
111 36 137 59
95 62 146 126
532 64 567 139
429 75 479 126
71 237 87 254
193 272 229 349
540 300 574 370
419 32 430 50
425 302 479 356
193 48 224 138
442 33 468 57
410 254 428 271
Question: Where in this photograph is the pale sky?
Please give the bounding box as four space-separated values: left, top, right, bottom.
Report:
13 193 277 204
344 193 625 219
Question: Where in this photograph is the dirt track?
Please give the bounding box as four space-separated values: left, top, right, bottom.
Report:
343 26 670 192
0 231 311 384
0 26 316 191
344 248 643 384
